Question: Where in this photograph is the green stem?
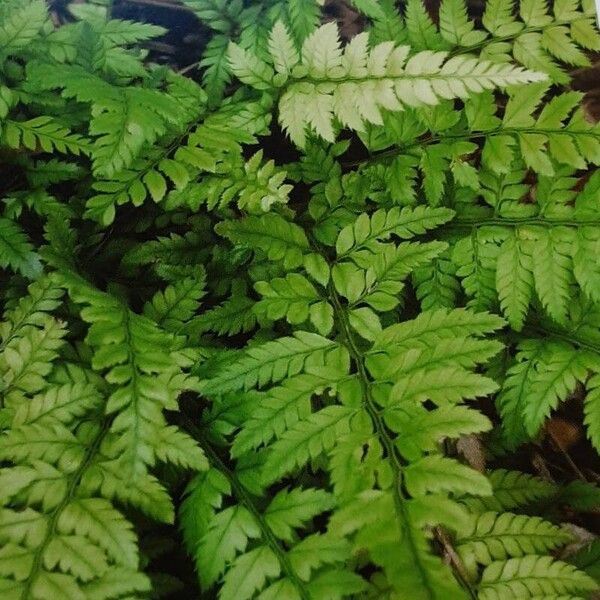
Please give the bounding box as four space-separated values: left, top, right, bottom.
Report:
184 421 311 600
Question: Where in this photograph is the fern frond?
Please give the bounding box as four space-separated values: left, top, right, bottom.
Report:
439 0 487 47
263 405 357 483
229 21 545 146
405 0 446 51
216 213 309 269
497 339 599 448
199 35 232 105
3 117 90 156
0 0 47 57
287 0 321 44
201 331 343 394
0 277 64 346
143 270 206 333
59 273 207 478
28 63 183 178
463 469 558 514
336 205 454 256
181 0 239 34
1 317 67 406
479 0 600 82
457 512 570 566
186 294 257 337
495 229 534 331
231 369 347 457
0 217 42 279
478 556 597 599
265 487 334 542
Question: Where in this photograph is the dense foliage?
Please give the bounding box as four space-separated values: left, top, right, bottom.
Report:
2 0 600 598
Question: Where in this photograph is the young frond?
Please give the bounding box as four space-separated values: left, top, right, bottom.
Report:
229 21 545 146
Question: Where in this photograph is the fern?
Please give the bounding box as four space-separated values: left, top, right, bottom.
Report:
2 2 600 598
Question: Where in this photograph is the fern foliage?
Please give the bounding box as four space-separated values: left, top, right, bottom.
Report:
2 1 600 599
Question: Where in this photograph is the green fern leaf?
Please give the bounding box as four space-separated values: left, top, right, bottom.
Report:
196 505 260 588
439 0 487 47
404 455 492 497
220 545 281 600
405 0 446 51
12 383 102 426
262 405 356 483
531 227 573 325
463 469 557 513
288 533 351 581
497 340 595 447
287 0 320 44
482 0 522 37
373 307 505 350
216 214 310 269
264 487 334 542
495 229 533 331
336 206 454 256
143 271 206 333
457 512 570 566
202 331 342 394
391 405 492 461
584 374 600 453
3 117 90 156
0 218 42 279
479 556 597 599
232 369 347 457
1 318 67 403
0 0 47 56
186 295 257 337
